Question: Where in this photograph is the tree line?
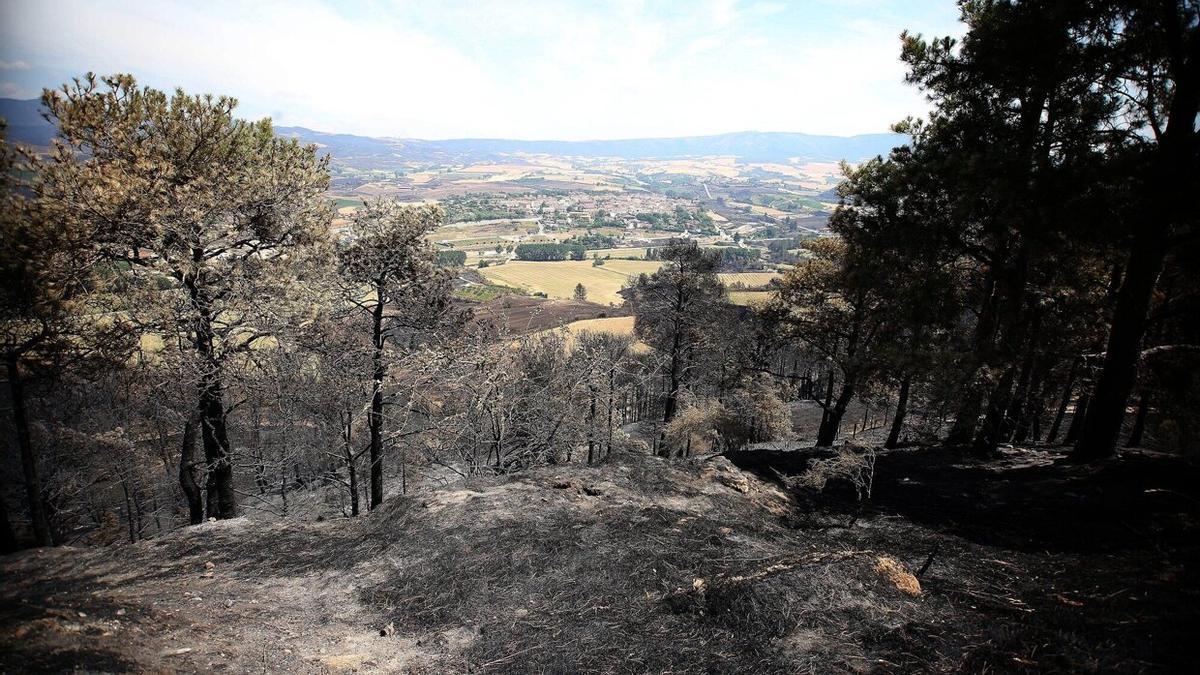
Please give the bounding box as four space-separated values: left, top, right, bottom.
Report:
761 0 1199 459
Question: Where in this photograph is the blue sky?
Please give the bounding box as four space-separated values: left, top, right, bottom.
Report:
0 1 963 140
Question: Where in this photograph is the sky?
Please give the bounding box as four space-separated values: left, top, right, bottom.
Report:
0 0 963 141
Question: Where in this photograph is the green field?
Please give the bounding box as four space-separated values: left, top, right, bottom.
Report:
454 283 525 302
333 197 364 210
479 260 662 305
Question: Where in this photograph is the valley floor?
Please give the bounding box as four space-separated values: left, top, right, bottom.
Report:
2 447 1197 673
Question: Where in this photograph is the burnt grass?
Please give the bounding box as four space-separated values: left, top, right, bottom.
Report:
2 447 1197 673
728 445 1200 672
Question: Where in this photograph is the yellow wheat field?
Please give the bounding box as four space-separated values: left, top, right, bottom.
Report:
479 260 663 305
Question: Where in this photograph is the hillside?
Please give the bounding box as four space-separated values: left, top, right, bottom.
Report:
274 128 903 166
3 446 1196 673
0 98 902 165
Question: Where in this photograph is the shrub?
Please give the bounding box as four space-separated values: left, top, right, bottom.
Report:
797 446 877 501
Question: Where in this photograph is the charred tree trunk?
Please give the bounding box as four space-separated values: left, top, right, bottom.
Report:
178 418 204 525
199 369 236 519
1073 231 1166 459
587 384 597 464
820 368 835 430
185 270 237 520
1075 21 1199 460
606 367 615 458
0 498 17 554
6 355 52 547
1064 391 1090 445
1046 357 1080 444
663 331 683 423
817 374 856 446
885 375 911 449
343 411 359 517
974 364 1019 454
1127 389 1151 448
949 272 1002 446
368 283 386 509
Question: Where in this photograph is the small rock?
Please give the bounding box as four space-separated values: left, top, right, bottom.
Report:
77 612 87 618
514 608 529 618
116 609 126 616
204 561 215 571
224 599 234 608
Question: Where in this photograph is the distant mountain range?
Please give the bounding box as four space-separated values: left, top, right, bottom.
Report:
1 97 903 164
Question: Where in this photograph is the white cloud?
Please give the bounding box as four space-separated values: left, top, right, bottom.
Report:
0 0 962 139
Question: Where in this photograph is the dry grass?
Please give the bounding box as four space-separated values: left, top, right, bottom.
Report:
728 290 774 307
534 316 651 354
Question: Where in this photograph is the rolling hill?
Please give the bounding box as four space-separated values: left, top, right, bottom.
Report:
2 97 903 166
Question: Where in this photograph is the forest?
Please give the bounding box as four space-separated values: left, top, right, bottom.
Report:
1 1 1198 672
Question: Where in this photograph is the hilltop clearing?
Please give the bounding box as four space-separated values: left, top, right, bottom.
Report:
2 447 1196 673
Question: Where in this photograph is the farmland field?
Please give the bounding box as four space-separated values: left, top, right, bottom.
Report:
728 290 775 307
478 260 662 305
718 272 781 288
561 315 635 336
589 247 648 259
431 219 538 242
538 315 651 353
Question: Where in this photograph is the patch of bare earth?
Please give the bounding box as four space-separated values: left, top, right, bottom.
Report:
3 448 1197 673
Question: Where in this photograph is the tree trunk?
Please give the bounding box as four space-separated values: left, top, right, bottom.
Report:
663 332 683 423
885 375 911 449
1127 389 1151 448
974 364 1019 454
199 371 237 519
0 497 17 554
1064 391 1090 445
817 376 856 446
368 285 386 509
587 385 597 464
1074 23 1199 460
947 389 984 447
1046 357 1080 444
1072 229 1166 459
6 355 52 547
606 368 615 458
343 411 359 517
948 271 1002 446
179 418 204 525
120 479 136 543
820 368 835 430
